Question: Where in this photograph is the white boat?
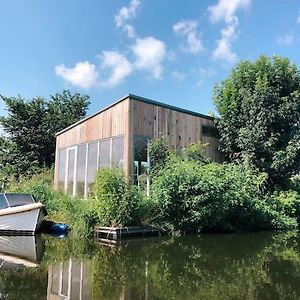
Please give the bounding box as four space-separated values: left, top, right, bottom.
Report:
0 193 46 234
0 235 44 269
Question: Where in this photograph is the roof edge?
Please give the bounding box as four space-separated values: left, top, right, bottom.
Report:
56 94 131 136
56 93 214 136
128 94 214 120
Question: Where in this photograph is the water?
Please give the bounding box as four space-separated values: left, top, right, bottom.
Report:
0 231 300 299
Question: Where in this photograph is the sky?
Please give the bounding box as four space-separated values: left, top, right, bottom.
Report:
0 0 300 120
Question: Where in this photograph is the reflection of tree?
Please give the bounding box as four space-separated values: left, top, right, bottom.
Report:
3 233 300 300
0 267 48 299
90 232 300 300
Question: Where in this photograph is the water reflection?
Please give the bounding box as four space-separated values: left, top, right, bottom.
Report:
0 232 300 299
48 260 91 299
0 235 44 269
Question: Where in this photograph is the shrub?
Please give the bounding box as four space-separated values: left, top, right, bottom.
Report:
8 168 95 238
182 142 211 164
149 137 170 173
89 168 146 227
150 157 297 234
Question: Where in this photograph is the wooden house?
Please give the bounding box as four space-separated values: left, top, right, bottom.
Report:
54 94 222 197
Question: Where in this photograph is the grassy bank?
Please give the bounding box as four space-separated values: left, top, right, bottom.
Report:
8 169 95 238
6 149 300 237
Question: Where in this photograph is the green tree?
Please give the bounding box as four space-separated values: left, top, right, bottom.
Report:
214 55 300 184
0 90 89 175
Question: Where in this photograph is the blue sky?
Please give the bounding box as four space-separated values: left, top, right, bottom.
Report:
0 0 300 118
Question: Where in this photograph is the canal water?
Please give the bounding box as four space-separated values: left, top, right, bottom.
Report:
0 231 300 299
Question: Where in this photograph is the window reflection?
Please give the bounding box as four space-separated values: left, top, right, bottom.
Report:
57 149 66 191
99 139 110 168
112 137 124 168
67 149 75 195
76 145 86 197
134 138 149 184
87 142 98 194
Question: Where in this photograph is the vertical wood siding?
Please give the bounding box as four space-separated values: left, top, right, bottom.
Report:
132 100 222 162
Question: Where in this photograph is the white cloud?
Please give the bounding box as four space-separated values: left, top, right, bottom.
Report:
197 67 216 86
100 51 133 87
276 34 294 46
208 0 250 23
123 24 136 39
173 20 204 54
55 61 99 89
212 16 238 64
172 70 187 83
132 37 167 79
209 0 250 64
115 0 140 27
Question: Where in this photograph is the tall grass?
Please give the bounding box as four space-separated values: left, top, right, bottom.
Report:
8 169 96 238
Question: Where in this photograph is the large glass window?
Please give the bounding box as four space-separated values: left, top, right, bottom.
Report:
112 137 124 168
57 149 66 191
99 139 111 168
76 145 87 197
134 138 149 183
67 148 76 195
87 142 98 194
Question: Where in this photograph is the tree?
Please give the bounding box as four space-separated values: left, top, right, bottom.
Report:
213 55 300 184
0 90 90 175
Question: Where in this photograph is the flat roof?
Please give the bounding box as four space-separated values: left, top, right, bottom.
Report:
56 93 214 136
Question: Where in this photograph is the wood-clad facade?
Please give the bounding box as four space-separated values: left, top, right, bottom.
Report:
54 94 221 197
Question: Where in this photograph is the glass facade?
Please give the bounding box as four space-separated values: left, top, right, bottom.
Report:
112 137 124 167
66 148 75 195
99 139 110 168
86 142 98 194
134 138 150 184
76 145 86 197
57 135 125 197
57 149 66 191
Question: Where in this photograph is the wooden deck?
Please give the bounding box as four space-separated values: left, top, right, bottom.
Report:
94 226 160 240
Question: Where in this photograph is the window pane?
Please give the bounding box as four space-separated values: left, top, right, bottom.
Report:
57 149 66 191
76 145 86 197
87 142 98 193
99 139 111 168
0 194 8 209
5 193 34 207
134 138 149 183
67 149 75 195
112 137 124 168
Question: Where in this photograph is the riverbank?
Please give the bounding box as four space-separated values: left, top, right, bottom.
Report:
7 154 300 238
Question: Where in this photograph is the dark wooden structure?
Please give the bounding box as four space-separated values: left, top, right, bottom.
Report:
54 94 221 197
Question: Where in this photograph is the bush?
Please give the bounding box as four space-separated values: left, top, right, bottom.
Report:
150 156 297 234
149 137 170 173
182 141 211 164
89 168 146 227
8 168 95 238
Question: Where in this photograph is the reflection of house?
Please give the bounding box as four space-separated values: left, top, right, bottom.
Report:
54 94 222 197
47 259 91 300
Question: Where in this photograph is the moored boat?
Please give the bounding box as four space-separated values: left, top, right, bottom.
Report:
0 193 46 235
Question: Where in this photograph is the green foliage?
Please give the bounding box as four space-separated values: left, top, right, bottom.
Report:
8 169 95 238
148 136 170 173
0 90 90 180
89 168 146 227
150 156 298 234
269 190 300 224
183 141 211 163
213 55 300 184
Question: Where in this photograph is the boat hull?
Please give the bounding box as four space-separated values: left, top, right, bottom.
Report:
0 204 45 235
